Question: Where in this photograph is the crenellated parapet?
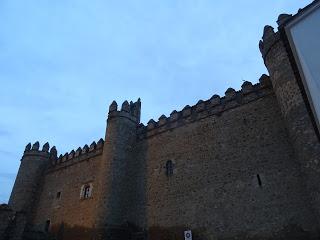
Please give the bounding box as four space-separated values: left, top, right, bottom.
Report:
48 138 105 171
23 141 57 161
108 98 141 124
19 137 105 172
95 98 142 230
259 26 281 61
138 75 272 139
259 9 297 61
10 142 55 213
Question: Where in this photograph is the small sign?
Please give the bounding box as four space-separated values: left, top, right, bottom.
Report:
184 230 192 240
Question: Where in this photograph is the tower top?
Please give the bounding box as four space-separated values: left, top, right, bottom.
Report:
107 98 141 123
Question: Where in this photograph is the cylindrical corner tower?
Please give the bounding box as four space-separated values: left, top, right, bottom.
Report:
9 142 51 216
95 99 141 238
260 20 320 227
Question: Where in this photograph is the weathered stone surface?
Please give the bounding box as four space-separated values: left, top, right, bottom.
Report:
5 2 320 239
134 93 317 239
262 18 320 235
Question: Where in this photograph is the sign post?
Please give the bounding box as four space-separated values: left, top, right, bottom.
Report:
184 230 192 240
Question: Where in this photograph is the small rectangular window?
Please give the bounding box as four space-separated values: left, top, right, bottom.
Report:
56 192 61 199
166 160 173 177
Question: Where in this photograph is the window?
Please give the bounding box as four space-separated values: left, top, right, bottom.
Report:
166 160 173 177
56 191 61 199
257 174 262 187
84 186 91 199
45 220 51 233
80 183 93 199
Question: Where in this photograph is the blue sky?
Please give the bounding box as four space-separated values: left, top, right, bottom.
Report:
0 0 311 203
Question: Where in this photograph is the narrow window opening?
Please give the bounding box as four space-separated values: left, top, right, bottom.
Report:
166 160 173 177
84 185 91 199
56 191 61 199
80 183 93 199
45 220 51 233
243 118 247 125
257 174 262 187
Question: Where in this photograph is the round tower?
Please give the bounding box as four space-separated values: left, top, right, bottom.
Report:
95 99 141 238
259 18 320 230
9 142 53 215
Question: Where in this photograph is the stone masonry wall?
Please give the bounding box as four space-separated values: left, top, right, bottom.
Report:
0 205 26 240
260 10 320 226
135 81 316 239
31 141 103 240
7 3 320 240
0 206 14 240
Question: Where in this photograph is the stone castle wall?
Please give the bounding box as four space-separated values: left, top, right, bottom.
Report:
5 1 320 239
0 205 15 240
133 78 316 239
0 205 26 240
260 17 320 225
9 77 320 240
29 140 104 239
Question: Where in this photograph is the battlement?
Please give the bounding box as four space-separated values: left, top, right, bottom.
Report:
23 141 57 160
47 138 104 172
108 99 141 123
259 26 281 61
137 75 273 139
8 2 320 239
258 1 314 61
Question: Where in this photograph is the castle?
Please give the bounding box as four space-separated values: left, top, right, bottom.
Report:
1 1 320 240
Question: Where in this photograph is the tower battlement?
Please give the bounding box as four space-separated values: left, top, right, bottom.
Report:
108 99 141 123
4 2 320 239
23 142 57 161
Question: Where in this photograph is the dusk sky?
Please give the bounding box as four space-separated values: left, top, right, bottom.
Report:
0 0 311 203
